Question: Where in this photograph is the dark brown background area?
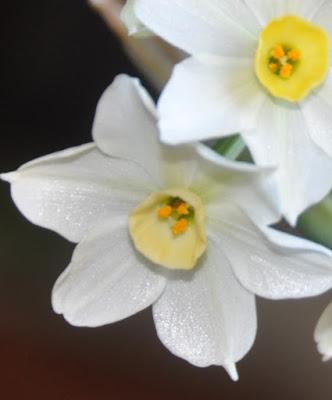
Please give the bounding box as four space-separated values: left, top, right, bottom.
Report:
1 1 332 399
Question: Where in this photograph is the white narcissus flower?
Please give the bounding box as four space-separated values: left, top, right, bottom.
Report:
315 301 332 361
3 75 332 380
134 0 332 225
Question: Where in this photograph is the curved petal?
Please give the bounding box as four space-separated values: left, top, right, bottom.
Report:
1 144 155 243
243 97 332 225
158 57 265 144
134 0 259 57
92 74 162 184
52 216 166 327
301 71 332 158
208 205 332 299
314 301 332 361
153 238 257 381
196 144 281 226
121 0 151 37
245 0 327 26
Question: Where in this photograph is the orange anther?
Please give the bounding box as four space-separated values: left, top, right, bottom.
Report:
177 203 190 216
271 44 285 59
280 63 293 78
158 205 172 218
172 218 189 236
269 63 278 73
287 49 301 62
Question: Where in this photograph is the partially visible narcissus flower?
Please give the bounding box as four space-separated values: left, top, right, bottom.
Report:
3 75 332 380
134 0 332 225
315 301 332 361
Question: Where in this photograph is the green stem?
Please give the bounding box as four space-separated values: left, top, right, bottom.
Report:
213 135 246 161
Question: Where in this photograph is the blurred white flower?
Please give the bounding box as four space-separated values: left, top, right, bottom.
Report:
315 301 332 361
3 75 332 380
134 0 332 225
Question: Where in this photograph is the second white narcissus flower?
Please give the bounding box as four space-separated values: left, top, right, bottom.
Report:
134 0 332 225
3 75 332 380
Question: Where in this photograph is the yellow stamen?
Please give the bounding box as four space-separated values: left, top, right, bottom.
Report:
280 63 293 78
271 44 285 59
177 203 190 216
287 49 301 62
172 218 189 236
158 205 172 218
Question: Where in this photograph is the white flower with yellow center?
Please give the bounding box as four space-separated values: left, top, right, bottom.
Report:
134 0 332 225
3 75 332 380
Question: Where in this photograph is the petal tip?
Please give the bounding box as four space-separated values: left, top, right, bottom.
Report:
1 171 17 183
225 361 239 381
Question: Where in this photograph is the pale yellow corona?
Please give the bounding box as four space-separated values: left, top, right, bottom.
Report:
255 15 330 101
129 188 207 270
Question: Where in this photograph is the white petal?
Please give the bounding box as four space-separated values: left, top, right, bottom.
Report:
121 0 151 36
153 238 257 380
2 144 155 243
52 216 166 327
196 144 281 226
134 0 259 57
312 1 332 39
245 0 327 26
158 57 265 144
92 74 162 184
301 72 332 158
243 97 332 225
314 301 332 362
208 205 332 299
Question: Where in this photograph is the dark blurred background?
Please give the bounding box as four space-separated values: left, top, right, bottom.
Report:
1 1 332 399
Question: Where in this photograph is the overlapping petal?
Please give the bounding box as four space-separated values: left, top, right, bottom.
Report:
153 237 256 381
208 205 332 299
194 144 280 226
158 57 265 144
1 144 155 242
243 97 332 225
53 216 167 327
93 74 162 184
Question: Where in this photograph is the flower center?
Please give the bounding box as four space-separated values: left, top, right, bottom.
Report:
128 189 207 270
255 15 330 102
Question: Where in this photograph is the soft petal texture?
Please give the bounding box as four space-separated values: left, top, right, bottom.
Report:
195 143 280 226
153 237 257 380
92 74 162 184
311 1 332 39
315 301 332 361
301 71 332 158
2 144 155 243
134 0 259 57
121 0 151 36
52 216 167 327
208 204 332 299
243 97 332 225
158 57 265 144
245 0 327 26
